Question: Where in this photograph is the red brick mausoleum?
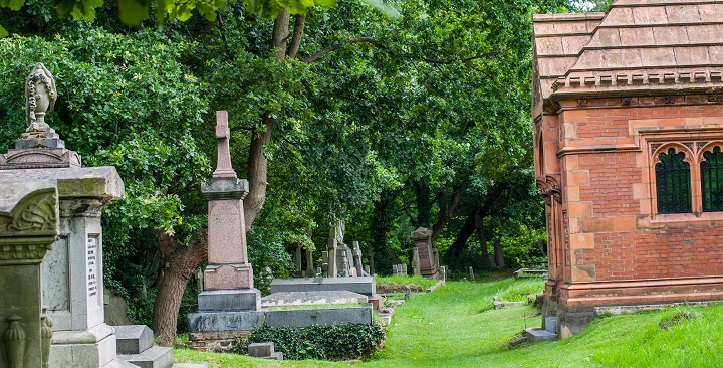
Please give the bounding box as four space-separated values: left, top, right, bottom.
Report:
532 0 723 337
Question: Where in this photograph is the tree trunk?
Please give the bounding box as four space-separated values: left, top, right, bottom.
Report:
152 229 208 345
244 114 274 230
243 11 291 229
474 212 493 269
371 190 399 275
413 181 431 228
493 238 505 268
445 211 476 263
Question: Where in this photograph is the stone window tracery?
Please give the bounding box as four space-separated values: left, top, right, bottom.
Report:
655 147 691 214
651 141 723 216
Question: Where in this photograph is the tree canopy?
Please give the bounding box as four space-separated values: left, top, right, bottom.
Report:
0 0 571 342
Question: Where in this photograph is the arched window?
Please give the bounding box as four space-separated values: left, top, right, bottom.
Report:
656 148 691 214
701 146 723 212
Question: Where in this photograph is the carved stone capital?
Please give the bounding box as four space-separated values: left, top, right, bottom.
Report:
201 178 249 200
540 185 562 204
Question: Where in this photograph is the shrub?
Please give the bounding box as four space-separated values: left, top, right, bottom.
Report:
233 323 385 361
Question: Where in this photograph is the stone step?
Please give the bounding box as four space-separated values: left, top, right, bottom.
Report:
118 346 174 368
103 358 142 368
114 325 155 354
524 327 557 343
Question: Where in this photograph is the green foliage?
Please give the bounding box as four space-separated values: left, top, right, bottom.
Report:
0 28 212 324
233 323 386 361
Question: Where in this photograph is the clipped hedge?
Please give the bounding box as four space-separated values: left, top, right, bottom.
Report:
234 323 385 361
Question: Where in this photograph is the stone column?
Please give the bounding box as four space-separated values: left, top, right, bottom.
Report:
411 227 439 279
198 111 259 311
0 180 58 368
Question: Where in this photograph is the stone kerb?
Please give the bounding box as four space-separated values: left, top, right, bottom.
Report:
0 179 59 368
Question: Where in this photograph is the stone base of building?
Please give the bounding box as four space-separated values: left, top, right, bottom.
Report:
49 324 117 368
544 277 723 339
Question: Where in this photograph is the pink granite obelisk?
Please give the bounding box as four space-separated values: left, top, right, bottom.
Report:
198 111 259 311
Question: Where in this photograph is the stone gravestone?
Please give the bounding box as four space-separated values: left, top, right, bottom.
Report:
0 179 58 368
189 111 263 351
352 241 363 277
411 248 421 275
0 63 127 368
326 225 338 278
411 227 440 279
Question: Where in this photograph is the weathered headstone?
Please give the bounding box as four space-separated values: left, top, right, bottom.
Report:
0 179 58 368
326 225 338 278
411 248 421 275
1 63 127 368
468 266 475 282
352 241 363 277
392 264 408 277
411 227 440 279
304 248 315 278
294 243 302 277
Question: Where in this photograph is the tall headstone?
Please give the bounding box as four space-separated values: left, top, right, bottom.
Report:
188 111 263 351
198 111 259 309
0 180 58 368
411 227 439 279
0 63 126 368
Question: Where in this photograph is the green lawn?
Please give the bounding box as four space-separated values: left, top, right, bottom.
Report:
175 279 723 367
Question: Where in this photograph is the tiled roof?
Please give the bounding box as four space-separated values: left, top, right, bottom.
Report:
533 0 723 102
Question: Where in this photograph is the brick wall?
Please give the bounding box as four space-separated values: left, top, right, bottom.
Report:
560 102 723 283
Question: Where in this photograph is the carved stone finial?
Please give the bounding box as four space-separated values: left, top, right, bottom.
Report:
25 63 57 133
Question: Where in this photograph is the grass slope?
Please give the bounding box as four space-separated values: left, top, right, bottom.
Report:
175 279 723 367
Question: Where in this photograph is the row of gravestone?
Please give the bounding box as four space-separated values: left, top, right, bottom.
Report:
0 64 204 368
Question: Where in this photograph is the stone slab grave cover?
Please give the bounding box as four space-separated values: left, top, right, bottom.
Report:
260 291 368 307
0 179 59 368
270 277 377 296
